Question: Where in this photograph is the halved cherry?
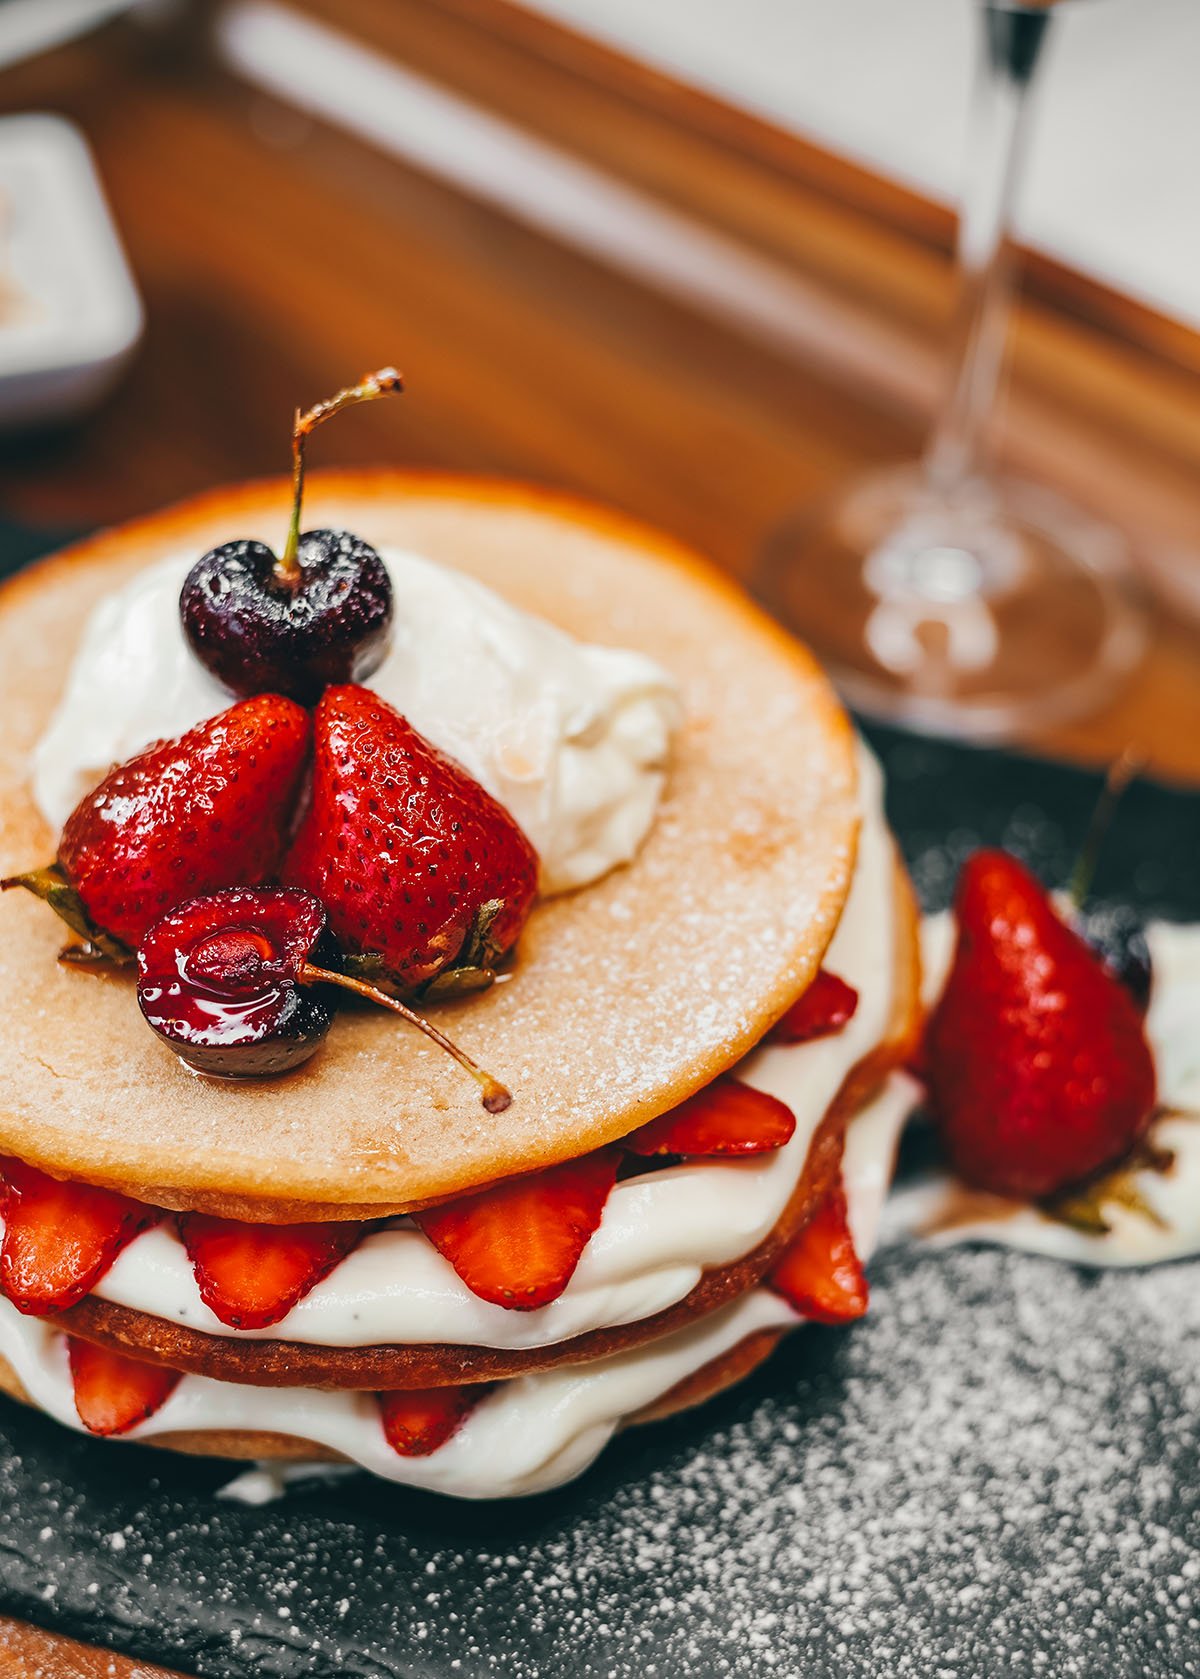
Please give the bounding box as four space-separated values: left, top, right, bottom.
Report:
67 1337 181 1436
138 886 511 1109
378 1383 492 1457
768 969 859 1045
413 1149 620 1310
0 1159 162 1316
179 1213 366 1330
624 1075 795 1158
770 1174 868 1324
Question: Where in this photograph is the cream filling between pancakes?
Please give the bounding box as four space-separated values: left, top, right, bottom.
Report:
0 1075 913 1501
55 746 899 1353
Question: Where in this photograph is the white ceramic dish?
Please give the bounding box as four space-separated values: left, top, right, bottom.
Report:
0 112 143 427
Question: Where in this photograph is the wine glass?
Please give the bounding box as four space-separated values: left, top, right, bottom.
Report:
755 0 1147 739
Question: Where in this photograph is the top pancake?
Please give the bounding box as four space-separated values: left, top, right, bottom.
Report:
0 472 858 1220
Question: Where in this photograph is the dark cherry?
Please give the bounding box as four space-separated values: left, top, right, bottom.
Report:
179 369 403 705
137 887 337 1078
137 885 511 1106
1078 902 1153 1013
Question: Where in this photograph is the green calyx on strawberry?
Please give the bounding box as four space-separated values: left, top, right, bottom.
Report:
283 685 540 998
3 695 311 957
926 849 1157 1201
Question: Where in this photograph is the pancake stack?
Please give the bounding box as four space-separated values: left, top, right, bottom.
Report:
0 476 920 1498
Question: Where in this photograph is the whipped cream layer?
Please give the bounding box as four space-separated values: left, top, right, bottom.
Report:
0 1077 910 1500
888 913 1200 1269
32 547 680 895
74 746 898 1353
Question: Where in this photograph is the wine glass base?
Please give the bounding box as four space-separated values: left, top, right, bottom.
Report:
755 466 1148 741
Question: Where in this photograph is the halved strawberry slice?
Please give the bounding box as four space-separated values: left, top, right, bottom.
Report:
0 1159 162 1316
378 1383 492 1457
769 1174 868 1324
768 969 859 1045
179 1214 365 1330
67 1337 181 1436
413 1149 620 1310
624 1075 795 1158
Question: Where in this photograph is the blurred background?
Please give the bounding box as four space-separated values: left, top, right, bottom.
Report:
2 0 1199 771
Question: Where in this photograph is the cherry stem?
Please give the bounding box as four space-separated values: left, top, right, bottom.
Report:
276 367 405 586
298 961 511 1113
1068 744 1146 909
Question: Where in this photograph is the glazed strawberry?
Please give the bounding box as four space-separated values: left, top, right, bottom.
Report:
770 1175 868 1324
624 1076 795 1157
67 1337 180 1436
927 849 1156 1199
0 1160 161 1316
283 686 539 996
179 1213 365 1330
4 695 310 953
413 1150 620 1310
768 970 859 1044
378 1383 491 1457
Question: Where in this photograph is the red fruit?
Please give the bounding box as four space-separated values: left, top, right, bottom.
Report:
770 1175 868 1324
378 1383 490 1457
57 695 311 949
179 1213 364 1329
67 1336 180 1436
769 970 859 1044
624 1075 795 1157
283 685 539 995
927 849 1157 1199
0 1159 161 1316
413 1150 620 1310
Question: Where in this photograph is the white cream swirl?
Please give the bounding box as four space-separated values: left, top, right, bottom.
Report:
31 548 680 896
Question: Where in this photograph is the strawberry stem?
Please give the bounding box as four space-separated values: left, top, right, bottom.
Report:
1068 744 1146 909
277 368 405 586
298 961 511 1113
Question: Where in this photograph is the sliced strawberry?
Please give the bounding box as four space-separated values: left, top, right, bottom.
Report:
624 1075 795 1158
413 1149 620 1310
770 1175 868 1325
769 969 859 1045
0 1159 162 1316
67 1336 181 1436
179 1214 364 1330
377 1383 491 1457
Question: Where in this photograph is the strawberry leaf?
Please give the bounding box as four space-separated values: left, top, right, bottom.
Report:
1042 1133 1175 1236
1 865 131 964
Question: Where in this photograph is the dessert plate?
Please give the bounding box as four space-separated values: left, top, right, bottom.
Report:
0 524 1196 1678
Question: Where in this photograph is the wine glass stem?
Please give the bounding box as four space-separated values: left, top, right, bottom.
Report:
925 4 1053 493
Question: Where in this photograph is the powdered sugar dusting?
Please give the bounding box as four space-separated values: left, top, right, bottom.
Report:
0 1244 1195 1676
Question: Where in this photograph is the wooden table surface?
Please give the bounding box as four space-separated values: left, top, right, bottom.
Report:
0 1 1198 1673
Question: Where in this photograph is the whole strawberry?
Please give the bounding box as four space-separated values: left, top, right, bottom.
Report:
927 849 1156 1199
283 685 539 996
5 695 310 953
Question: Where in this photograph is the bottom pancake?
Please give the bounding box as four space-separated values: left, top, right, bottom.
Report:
0 1322 786 1466
53 858 921 1392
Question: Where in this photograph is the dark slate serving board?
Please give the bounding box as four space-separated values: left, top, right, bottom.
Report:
1 526 1198 1679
